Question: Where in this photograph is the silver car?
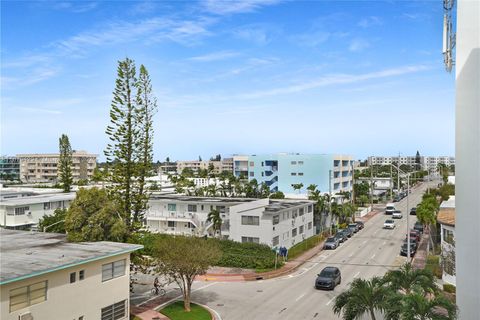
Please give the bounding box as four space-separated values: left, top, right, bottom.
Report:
324 237 340 250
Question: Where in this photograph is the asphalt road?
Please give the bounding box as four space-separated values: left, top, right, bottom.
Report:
131 182 432 320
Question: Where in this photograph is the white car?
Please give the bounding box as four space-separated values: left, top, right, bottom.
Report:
392 210 403 219
384 219 395 229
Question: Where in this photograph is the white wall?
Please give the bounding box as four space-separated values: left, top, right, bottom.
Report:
455 1 480 318
1 254 131 320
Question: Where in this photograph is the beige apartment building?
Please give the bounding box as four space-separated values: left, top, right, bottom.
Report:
0 229 142 320
17 151 97 183
176 158 234 175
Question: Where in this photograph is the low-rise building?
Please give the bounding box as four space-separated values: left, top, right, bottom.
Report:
438 196 456 286
0 156 20 181
17 151 97 183
176 158 234 175
0 229 142 320
0 192 75 230
145 195 314 249
233 155 249 179
367 155 455 173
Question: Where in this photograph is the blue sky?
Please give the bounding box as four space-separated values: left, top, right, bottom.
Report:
1 0 455 161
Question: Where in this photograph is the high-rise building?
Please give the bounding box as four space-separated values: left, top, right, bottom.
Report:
17 151 97 183
247 153 354 195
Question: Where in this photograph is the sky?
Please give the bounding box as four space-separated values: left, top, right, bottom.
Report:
1 0 455 161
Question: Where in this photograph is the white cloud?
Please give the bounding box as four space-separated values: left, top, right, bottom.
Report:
187 50 240 62
18 107 63 115
202 0 282 15
349 38 370 52
358 16 382 28
232 23 279 45
52 2 98 13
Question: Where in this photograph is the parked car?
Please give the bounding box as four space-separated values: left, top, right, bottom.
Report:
324 237 340 250
384 219 395 229
335 232 346 243
403 237 418 249
414 222 424 233
392 210 403 219
339 228 353 238
393 195 401 202
315 267 342 290
356 221 364 230
348 223 359 233
400 243 417 257
410 229 421 242
410 207 417 215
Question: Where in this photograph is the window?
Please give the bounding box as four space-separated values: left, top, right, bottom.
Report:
14 206 29 215
249 161 254 167
9 281 47 312
102 259 126 281
291 161 297 165
272 236 279 246
308 222 312 230
101 300 126 320
292 209 298 218
168 203 176 211
298 161 304 165
298 172 304 176
241 237 260 244
187 204 197 212
70 272 76 283
168 221 176 228
443 229 455 245
292 228 297 237
261 162 264 166
291 172 297 176
299 225 304 234
261 172 264 176
283 231 289 240
299 207 305 216
249 171 254 177
201 205 204 211
241 216 259 225
308 205 313 213
79 270 85 281
273 215 280 225
43 202 51 210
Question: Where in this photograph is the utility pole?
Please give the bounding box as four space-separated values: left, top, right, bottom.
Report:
406 173 411 260
397 152 401 194
329 169 332 235
351 161 355 222
370 164 373 210
390 164 393 200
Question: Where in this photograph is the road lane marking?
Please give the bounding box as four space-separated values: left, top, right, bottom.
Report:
353 271 360 278
348 252 354 258
373 230 379 235
362 240 367 245
151 282 218 309
295 292 306 301
371 253 376 259
326 295 337 306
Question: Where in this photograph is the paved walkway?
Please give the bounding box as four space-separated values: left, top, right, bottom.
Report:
131 298 171 320
412 231 430 269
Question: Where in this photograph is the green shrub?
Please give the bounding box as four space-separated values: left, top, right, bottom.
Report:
443 283 456 294
288 234 325 260
425 255 442 279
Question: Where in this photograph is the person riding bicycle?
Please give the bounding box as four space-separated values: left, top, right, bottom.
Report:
153 277 160 294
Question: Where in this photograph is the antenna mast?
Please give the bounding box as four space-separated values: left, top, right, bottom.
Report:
442 0 456 72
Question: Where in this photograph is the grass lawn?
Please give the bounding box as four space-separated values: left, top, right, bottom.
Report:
160 301 211 320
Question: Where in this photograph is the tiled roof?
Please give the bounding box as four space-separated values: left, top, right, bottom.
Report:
437 207 455 227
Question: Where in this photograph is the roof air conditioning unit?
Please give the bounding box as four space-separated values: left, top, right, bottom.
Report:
19 313 33 320
27 212 32 216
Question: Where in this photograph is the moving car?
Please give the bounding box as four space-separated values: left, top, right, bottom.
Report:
414 222 424 233
348 223 359 233
315 267 341 290
400 243 417 257
324 237 340 250
410 207 417 215
385 203 396 215
356 221 364 230
384 219 395 229
392 210 403 219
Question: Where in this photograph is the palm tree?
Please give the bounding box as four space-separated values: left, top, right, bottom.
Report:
206 209 222 238
333 277 391 320
307 184 318 195
342 203 357 223
399 292 457 320
383 263 438 296
292 183 304 194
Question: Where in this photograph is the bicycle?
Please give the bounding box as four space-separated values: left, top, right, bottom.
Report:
151 287 166 296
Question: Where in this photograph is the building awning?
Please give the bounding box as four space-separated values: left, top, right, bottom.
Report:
147 216 197 227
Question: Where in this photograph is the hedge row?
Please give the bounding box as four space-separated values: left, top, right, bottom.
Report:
288 233 326 260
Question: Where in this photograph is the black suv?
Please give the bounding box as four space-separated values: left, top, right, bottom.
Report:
315 267 341 290
410 207 417 215
400 243 417 257
414 222 424 233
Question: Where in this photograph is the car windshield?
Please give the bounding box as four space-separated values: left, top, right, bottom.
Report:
319 269 336 277
348 224 356 228
327 237 335 242
385 220 394 223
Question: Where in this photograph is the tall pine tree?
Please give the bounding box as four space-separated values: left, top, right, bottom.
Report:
133 65 157 224
105 58 140 230
58 134 73 192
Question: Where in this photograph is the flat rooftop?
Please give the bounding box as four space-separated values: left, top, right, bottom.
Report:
0 229 142 285
0 192 76 206
265 200 314 213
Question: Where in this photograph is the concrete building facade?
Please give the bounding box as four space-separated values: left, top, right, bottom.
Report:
0 229 142 320
247 153 353 195
233 155 249 179
176 158 234 175
145 195 314 249
438 197 456 286
17 151 97 183
367 155 455 172
0 157 20 181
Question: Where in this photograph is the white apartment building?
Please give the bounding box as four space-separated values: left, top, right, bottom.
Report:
438 196 456 286
17 151 97 183
367 155 455 172
233 155 249 178
0 229 142 320
145 195 315 249
0 192 75 229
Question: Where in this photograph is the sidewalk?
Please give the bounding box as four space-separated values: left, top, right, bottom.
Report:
197 207 382 282
412 231 430 269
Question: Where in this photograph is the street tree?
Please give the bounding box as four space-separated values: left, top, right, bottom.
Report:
153 236 221 312
333 277 391 320
58 134 73 192
39 208 67 233
270 191 285 199
292 183 304 194
207 209 222 237
133 64 157 224
65 187 128 242
382 263 438 295
399 292 457 320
